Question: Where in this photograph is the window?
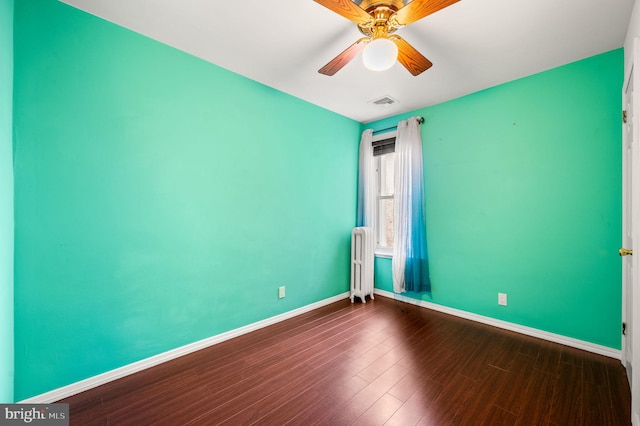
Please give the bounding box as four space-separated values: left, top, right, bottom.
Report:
372 132 396 256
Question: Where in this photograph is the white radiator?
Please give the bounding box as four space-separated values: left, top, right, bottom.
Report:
350 227 375 303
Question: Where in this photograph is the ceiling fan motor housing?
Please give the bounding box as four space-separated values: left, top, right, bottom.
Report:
357 3 401 38
359 0 405 12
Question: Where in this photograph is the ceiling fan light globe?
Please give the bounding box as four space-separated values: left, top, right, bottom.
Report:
362 38 398 71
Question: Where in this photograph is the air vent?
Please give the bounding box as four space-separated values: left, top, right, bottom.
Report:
369 95 399 107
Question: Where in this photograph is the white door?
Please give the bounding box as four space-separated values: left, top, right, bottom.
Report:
622 37 640 425
622 60 634 377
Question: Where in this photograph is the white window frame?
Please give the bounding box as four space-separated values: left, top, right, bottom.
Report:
372 131 396 258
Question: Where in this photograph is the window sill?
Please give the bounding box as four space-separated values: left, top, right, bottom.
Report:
375 248 393 259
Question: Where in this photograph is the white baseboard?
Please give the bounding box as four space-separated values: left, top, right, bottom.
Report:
374 289 621 360
20 292 350 404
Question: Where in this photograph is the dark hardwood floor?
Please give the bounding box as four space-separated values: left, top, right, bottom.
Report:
59 295 631 425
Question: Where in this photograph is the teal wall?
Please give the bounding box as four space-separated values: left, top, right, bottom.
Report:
371 49 623 349
0 0 14 404
13 0 360 400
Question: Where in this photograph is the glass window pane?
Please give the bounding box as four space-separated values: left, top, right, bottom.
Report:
379 153 395 196
378 198 394 247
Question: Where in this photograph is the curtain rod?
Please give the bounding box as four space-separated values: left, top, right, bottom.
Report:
372 116 424 135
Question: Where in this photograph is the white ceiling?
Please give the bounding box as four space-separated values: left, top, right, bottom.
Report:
60 0 635 123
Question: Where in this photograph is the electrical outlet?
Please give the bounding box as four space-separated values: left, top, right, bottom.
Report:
278 286 286 299
498 293 507 306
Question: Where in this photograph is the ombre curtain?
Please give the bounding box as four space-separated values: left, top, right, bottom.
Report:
392 117 430 293
357 129 375 227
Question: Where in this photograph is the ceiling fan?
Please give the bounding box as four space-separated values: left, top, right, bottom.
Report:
314 0 459 76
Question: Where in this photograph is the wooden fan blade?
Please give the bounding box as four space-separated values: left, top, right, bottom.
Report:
319 38 369 76
390 36 432 76
394 0 460 26
313 0 373 25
